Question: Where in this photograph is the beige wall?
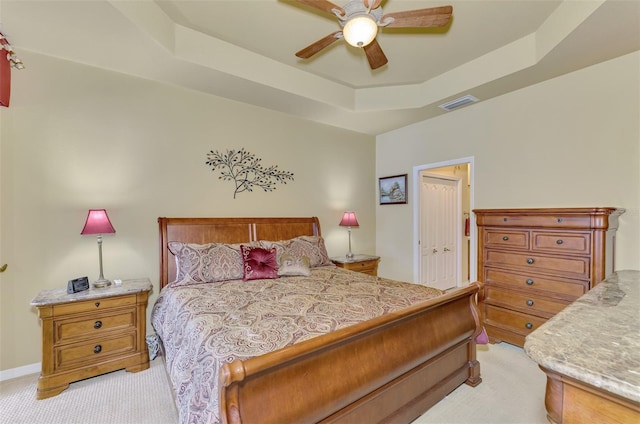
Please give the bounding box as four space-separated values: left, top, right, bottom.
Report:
377 52 640 282
0 51 376 371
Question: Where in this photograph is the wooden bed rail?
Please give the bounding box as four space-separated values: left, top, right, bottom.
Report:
219 281 483 424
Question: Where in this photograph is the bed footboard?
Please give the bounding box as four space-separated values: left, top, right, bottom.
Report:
219 282 483 424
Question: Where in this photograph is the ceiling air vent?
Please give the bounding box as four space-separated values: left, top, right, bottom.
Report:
438 95 479 111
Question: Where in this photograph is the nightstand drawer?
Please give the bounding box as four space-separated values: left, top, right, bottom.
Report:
54 296 136 316
55 308 137 343
331 255 380 277
344 261 377 274
55 333 137 370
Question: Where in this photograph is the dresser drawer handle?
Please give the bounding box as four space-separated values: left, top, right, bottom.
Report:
526 279 534 285
556 239 563 245
526 299 534 306
95 302 100 308
93 320 102 329
525 323 533 330
502 236 509 241
526 258 535 264
93 345 102 354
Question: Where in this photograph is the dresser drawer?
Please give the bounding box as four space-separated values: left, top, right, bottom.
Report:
53 295 136 316
55 333 137 370
485 250 590 279
477 214 591 229
531 231 590 254
484 305 547 336
484 230 529 249
484 269 588 299
55 309 136 344
485 286 569 318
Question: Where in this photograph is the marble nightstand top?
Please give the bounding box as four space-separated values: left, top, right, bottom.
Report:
524 270 640 403
30 278 153 306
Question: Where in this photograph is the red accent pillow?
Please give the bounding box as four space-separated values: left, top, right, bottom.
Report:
241 245 278 281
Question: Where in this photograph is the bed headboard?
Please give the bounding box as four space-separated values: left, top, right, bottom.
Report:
158 217 321 289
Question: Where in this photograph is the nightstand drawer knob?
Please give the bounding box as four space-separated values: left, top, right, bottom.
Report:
526 279 534 285
502 236 509 241
525 322 533 330
526 258 534 264
93 344 102 354
95 302 100 308
556 239 563 245
526 299 534 306
93 320 102 329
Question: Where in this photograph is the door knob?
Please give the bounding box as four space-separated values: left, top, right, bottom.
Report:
0 264 6 273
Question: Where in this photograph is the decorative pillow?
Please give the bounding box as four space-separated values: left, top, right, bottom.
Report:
286 236 332 267
278 254 311 277
260 236 331 268
241 245 278 281
168 242 244 286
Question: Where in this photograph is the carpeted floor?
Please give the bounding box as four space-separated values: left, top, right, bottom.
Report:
0 342 547 424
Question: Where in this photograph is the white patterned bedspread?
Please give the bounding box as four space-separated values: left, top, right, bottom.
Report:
151 266 444 424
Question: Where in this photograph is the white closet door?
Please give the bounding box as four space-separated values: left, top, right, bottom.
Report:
420 175 460 290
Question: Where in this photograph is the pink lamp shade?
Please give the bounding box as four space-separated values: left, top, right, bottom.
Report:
339 212 359 227
81 209 116 235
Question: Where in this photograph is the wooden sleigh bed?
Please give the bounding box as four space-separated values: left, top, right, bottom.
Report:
155 216 483 424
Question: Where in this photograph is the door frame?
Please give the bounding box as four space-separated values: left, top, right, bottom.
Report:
412 156 476 287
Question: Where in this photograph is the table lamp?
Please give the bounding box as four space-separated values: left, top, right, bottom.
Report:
81 209 116 288
339 211 359 259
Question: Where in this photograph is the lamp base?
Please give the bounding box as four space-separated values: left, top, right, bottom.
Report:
346 252 354 260
93 279 112 288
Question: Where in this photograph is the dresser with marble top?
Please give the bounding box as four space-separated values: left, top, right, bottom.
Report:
524 270 640 424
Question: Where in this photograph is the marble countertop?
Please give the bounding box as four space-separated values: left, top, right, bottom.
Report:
330 254 380 264
31 278 153 306
524 270 640 403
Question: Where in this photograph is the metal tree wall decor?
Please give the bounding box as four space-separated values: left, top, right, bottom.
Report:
206 148 295 198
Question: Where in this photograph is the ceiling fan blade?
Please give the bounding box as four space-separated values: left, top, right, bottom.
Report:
363 39 388 70
296 31 342 59
294 0 345 16
363 0 383 9
382 5 453 28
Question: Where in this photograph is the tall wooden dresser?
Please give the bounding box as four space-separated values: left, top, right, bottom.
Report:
474 207 624 347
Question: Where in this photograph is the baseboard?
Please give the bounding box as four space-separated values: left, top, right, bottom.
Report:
0 362 40 381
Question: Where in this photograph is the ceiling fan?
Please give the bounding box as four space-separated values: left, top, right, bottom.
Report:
294 0 453 70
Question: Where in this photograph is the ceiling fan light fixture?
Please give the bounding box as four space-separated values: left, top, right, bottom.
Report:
343 15 378 47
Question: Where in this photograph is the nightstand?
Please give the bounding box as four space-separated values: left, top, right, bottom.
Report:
30 278 152 399
331 254 380 276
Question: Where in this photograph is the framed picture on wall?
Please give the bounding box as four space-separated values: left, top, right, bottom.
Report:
379 174 408 205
